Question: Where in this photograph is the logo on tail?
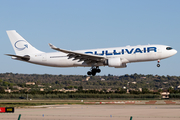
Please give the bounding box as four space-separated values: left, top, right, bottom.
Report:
14 40 28 51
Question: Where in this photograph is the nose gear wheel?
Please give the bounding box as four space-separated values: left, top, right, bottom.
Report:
157 60 160 67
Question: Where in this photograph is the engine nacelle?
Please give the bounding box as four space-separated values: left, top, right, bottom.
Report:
105 57 127 68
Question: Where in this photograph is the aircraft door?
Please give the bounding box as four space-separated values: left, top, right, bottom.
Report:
156 46 162 59
157 47 162 53
42 54 47 61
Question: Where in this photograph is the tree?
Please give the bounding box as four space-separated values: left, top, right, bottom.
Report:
78 86 83 91
168 87 174 93
3 81 9 86
0 86 5 93
55 81 60 84
0 79 3 85
142 88 149 94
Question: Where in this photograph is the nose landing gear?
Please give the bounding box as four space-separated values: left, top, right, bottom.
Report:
87 66 101 76
157 60 160 67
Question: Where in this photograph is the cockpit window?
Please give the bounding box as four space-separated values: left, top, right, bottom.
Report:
166 47 173 50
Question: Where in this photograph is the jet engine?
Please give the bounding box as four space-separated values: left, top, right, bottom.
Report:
105 57 127 68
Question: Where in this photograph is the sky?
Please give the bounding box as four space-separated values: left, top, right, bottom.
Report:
0 0 180 76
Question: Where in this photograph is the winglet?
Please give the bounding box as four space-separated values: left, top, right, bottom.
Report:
48 43 70 53
49 43 57 49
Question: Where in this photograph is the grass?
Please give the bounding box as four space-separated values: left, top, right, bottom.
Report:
0 100 84 107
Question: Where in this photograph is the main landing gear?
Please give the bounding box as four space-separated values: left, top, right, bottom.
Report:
157 60 160 67
87 66 101 76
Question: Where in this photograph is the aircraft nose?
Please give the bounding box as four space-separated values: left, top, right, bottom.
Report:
172 49 177 55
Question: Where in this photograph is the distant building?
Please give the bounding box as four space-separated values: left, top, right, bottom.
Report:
40 88 44 91
26 82 35 85
123 86 126 89
163 82 168 84
153 90 158 93
101 78 105 81
126 89 129 93
154 75 158 78
57 88 65 92
54 88 78 92
38 85 44 87
64 88 78 92
161 92 170 99
4 89 11 93
106 88 112 92
13 86 22 90
132 82 136 84
12 90 19 92
86 77 90 81
139 88 142 92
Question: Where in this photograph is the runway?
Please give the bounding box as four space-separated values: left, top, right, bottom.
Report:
1 105 180 120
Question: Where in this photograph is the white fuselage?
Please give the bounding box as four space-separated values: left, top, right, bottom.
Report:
24 44 177 68
6 30 177 75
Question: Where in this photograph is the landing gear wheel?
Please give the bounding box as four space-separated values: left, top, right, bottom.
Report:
157 60 160 67
92 72 96 76
157 64 160 67
96 69 101 73
87 71 92 75
92 69 96 72
87 66 101 76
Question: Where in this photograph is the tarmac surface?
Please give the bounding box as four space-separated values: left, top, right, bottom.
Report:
1 104 180 120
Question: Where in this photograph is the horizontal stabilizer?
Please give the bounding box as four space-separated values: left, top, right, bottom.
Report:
5 54 30 61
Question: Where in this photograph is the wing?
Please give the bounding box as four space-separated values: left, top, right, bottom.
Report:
49 43 106 64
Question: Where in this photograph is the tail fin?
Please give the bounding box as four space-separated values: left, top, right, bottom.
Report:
6 30 44 56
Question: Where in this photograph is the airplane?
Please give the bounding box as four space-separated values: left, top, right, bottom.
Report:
6 30 177 76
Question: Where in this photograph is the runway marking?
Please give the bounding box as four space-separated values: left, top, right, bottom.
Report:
48 107 70 109
84 100 180 104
